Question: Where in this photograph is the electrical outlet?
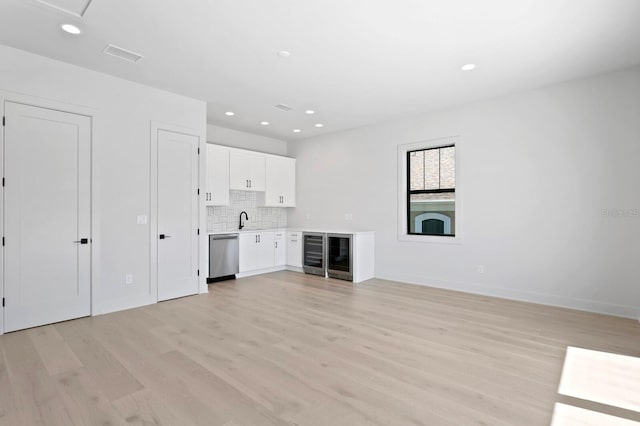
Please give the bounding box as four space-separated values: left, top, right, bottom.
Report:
344 213 353 220
125 274 133 284
477 265 485 274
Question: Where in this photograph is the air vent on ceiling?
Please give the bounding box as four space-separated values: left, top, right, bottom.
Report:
274 104 293 112
103 44 143 63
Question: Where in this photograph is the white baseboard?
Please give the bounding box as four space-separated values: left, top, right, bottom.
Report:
237 265 287 278
375 272 639 319
93 295 156 316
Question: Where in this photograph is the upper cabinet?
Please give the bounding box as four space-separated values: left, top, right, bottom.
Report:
206 144 295 207
229 150 266 191
205 144 230 206
262 155 296 207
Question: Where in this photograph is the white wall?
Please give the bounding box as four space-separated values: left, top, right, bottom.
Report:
0 45 207 319
207 124 287 155
289 67 640 318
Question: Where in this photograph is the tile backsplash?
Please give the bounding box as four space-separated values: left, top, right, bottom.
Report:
207 190 287 233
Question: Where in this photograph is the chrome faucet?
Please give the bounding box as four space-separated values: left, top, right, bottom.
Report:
239 211 248 230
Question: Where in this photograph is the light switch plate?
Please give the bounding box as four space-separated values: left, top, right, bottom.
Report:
137 215 148 225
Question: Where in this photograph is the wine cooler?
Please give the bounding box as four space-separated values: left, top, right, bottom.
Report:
326 233 353 281
302 232 326 276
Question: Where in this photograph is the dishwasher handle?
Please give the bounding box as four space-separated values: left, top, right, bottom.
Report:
211 234 239 240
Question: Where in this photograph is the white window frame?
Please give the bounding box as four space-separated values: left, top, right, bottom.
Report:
397 136 462 244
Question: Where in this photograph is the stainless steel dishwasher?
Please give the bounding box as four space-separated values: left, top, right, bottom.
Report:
209 233 239 281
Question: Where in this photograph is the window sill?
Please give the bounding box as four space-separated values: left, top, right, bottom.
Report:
398 233 462 245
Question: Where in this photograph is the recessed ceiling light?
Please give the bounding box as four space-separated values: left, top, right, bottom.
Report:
260 121 270 126
293 129 301 133
315 124 324 128
461 64 476 71
225 111 235 116
277 50 291 58
60 23 81 35
305 110 315 115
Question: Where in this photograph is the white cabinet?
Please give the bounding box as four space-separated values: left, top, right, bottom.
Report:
262 155 296 207
286 231 302 267
205 144 229 205
274 231 286 266
238 233 256 273
229 150 265 191
239 231 275 272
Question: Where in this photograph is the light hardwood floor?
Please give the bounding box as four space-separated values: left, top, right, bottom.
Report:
1 271 639 425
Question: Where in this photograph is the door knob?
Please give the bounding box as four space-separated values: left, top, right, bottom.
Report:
73 238 89 244
159 234 172 239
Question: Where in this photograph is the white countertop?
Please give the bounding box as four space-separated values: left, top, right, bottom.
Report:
209 228 375 235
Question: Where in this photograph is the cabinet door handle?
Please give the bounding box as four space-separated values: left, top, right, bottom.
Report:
249 179 252 188
275 241 278 248
258 234 260 243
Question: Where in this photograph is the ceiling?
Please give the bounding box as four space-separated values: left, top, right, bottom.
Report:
1 0 639 141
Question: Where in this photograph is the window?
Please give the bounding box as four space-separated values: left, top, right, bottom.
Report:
398 137 459 242
407 145 455 236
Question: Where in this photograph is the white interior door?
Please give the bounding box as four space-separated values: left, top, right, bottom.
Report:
3 102 91 332
157 129 198 301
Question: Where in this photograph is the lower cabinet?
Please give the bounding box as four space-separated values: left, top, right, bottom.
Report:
235 229 372 278
239 232 275 273
286 231 302 267
274 231 286 267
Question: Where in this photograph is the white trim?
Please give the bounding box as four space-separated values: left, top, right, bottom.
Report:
376 271 639 319
237 265 287 278
0 90 97 334
414 212 451 234
397 136 462 244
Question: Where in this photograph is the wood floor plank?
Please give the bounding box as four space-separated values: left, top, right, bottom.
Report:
27 325 83 376
55 318 145 402
52 367 122 426
0 271 638 425
1 332 75 426
112 389 193 426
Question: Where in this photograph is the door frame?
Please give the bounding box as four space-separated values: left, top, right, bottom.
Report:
150 121 206 303
0 90 96 335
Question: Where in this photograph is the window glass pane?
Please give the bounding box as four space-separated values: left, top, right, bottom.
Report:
408 192 455 236
440 146 455 189
424 149 440 190
409 151 424 190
